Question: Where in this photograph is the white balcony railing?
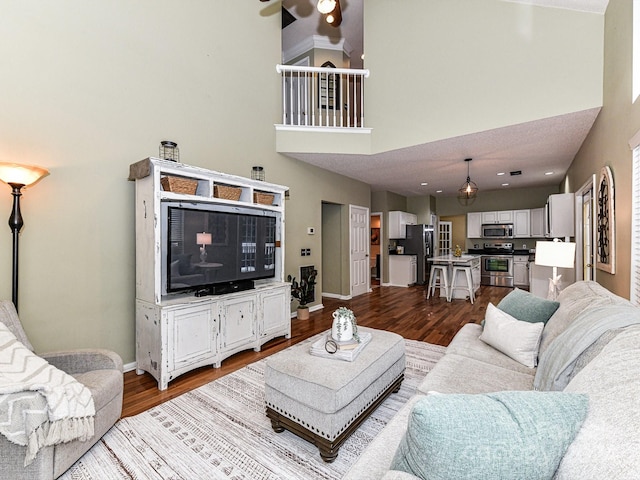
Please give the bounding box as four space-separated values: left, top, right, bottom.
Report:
276 64 370 129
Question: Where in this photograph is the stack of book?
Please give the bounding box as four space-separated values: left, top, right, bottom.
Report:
310 331 372 362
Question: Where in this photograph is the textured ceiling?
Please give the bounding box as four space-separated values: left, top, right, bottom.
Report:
278 0 608 197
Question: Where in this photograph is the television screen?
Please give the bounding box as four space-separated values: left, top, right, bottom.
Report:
166 206 277 294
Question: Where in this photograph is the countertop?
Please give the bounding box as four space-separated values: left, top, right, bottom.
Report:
429 254 481 263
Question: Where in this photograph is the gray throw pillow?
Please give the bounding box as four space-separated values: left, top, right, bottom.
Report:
390 391 588 480
497 288 560 324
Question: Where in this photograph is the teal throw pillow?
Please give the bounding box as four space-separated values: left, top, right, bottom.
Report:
390 391 588 480
497 288 560 325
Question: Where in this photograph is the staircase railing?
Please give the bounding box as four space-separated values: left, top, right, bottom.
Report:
276 65 370 128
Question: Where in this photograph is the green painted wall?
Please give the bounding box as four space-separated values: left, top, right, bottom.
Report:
0 1 369 363
365 0 603 153
565 0 640 298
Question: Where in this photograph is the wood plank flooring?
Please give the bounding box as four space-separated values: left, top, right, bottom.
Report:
122 284 512 417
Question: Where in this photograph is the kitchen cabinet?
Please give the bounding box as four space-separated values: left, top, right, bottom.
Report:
513 210 530 238
389 211 418 239
467 212 483 238
546 193 574 238
529 263 575 298
388 255 417 286
530 208 545 237
513 255 530 287
481 210 513 224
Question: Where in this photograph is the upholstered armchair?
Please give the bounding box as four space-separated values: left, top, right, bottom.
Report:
0 301 123 479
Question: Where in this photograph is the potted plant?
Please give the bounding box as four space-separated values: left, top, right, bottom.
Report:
287 270 317 320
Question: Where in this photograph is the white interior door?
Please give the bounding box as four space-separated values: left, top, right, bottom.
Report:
438 221 452 256
350 204 370 297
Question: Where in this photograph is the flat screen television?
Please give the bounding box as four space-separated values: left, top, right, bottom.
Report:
162 204 277 295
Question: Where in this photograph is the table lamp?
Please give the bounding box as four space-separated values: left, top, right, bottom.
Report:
534 239 576 300
197 232 212 263
0 162 49 311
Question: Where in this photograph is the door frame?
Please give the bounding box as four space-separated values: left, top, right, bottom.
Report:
349 204 370 297
575 175 597 281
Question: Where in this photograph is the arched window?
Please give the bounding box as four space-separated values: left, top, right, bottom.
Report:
318 61 340 109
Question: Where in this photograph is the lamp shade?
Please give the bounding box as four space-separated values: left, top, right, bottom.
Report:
0 162 49 187
317 0 336 14
535 240 576 268
197 232 212 245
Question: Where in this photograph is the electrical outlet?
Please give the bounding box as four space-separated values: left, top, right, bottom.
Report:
305 248 311 255
300 249 306 256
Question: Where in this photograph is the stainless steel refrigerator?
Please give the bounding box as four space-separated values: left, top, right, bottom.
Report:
398 224 435 285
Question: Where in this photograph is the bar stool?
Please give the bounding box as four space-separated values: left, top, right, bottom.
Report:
426 264 449 300
450 266 475 304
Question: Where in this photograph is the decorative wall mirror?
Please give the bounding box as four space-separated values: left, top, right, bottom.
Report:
596 166 615 274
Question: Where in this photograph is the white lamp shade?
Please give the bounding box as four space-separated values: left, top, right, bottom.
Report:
197 232 212 245
535 240 576 268
317 0 336 14
0 162 49 187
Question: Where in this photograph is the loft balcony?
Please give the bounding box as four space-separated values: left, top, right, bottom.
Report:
275 64 372 156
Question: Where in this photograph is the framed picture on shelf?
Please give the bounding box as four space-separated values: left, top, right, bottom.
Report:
596 165 615 274
371 228 380 245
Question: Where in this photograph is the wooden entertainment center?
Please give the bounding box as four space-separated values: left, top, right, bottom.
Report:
129 158 290 390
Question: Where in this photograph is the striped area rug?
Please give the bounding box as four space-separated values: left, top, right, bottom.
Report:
62 337 445 480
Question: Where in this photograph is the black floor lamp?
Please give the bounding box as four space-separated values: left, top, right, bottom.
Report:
0 162 49 312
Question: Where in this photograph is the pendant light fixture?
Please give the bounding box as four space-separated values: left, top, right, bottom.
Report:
458 158 478 205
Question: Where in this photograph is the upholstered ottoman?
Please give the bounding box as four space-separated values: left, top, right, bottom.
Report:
265 326 405 462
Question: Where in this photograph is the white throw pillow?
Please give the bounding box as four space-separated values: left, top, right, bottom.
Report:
480 303 544 368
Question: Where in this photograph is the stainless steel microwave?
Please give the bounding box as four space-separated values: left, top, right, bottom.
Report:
482 223 514 238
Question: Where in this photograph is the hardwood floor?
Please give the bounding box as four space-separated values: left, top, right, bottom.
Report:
122 284 512 417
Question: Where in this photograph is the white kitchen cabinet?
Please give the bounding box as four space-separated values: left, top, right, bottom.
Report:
529 263 575 298
530 208 545 237
546 193 575 238
513 255 530 287
467 212 483 238
481 210 514 224
389 211 418 239
388 255 417 286
513 210 531 238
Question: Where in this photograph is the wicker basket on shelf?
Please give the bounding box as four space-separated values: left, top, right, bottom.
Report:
254 192 275 205
214 185 242 201
160 176 198 195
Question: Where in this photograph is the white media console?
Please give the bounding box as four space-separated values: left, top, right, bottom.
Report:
129 158 290 390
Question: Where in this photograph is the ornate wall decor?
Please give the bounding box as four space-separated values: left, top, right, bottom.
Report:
596 166 615 274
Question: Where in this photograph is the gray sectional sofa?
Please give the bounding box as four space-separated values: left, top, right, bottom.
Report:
344 281 640 480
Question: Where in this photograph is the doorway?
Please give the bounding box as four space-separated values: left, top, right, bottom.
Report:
370 213 382 287
575 176 597 281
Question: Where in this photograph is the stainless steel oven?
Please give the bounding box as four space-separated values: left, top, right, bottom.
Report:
481 255 514 287
482 223 514 239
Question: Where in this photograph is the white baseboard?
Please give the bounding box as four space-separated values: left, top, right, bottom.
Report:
321 292 352 300
290 303 324 318
123 361 137 373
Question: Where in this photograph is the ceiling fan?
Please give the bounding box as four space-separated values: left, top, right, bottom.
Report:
259 0 342 27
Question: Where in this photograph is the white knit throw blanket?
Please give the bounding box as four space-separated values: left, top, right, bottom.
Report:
0 322 95 466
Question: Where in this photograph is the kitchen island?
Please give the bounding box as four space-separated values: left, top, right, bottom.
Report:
428 254 481 300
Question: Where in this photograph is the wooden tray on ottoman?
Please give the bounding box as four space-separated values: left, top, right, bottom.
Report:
264 327 406 462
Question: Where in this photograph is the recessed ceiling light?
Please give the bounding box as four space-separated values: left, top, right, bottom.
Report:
501 183 509 186
544 171 554 176
436 189 443 193
497 172 505 176
421 182 428 186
